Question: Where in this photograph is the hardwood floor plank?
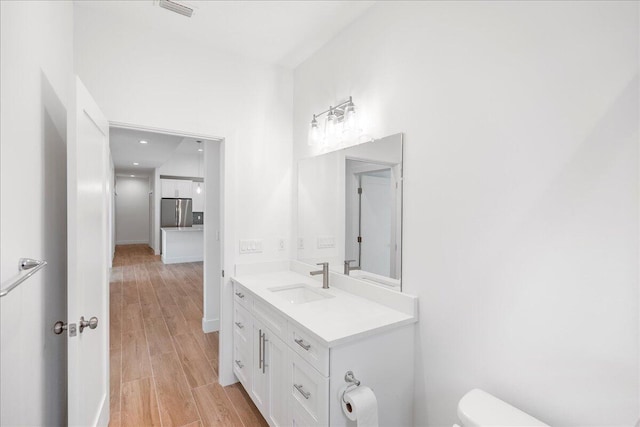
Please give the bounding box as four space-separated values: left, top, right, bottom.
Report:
151 352 200 427
122 328 152 382
123 302 144 330
193 331 219 366
121 378 161 427
144 316 174 357
173 333 216 388
193 383 244 427
108 411 120 427
110 348 122 415
174 295 203 332
224 383 268 427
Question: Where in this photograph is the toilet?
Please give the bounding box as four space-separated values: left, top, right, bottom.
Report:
455 389 549 427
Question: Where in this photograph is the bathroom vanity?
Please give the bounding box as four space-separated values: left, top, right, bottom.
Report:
231 262 417 427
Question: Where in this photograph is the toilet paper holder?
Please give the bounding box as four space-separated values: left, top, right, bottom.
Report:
342 370 361 403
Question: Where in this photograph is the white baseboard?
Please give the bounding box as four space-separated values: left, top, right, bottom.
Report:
116 239 149 245
161 254 203 264
202 317 219 333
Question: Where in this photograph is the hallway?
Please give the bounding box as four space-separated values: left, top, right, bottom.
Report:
109 245 267 427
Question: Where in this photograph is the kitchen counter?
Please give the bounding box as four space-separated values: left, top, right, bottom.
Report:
161 226 203 232
161 227 203 264
231 270 417 347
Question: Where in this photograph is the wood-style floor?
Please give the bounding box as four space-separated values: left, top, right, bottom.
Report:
109 244 268 427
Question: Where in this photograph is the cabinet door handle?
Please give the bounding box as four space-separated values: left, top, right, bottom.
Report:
235 292 245 298
294 384 311 399
235 359 244 369
262 333 267 374
259 329 263 369
294 338 311 351
234 321 244 329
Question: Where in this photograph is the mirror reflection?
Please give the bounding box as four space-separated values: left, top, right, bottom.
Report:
297 133 403 291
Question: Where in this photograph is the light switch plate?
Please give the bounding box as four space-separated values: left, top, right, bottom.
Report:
239 239 263 254
277 238 285 251
297 238 304 250
317 236 335 249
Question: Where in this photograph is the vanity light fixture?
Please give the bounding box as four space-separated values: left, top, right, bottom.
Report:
308 96 360 147
130 174 135 177
139 140 148 144
133 162 139 166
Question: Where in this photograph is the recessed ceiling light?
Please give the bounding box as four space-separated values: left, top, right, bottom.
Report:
139 140 148 144
130 175 135 177
198 148 203 152
133 162 139 166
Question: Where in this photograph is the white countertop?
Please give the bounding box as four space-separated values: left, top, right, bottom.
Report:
231 270 416 347
161 226 203 232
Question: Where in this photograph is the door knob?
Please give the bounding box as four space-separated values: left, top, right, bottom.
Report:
79 316 98 333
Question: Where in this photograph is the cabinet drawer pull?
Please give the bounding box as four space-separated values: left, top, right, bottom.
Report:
235 292 245 298
294 384 311 399
234 359 244 369
234 321 244 329
294 338 311 351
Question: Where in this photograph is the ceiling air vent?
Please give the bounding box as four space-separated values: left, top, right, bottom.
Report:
158 0 194 18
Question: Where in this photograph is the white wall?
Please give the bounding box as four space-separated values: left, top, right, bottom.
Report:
75 5 293 385
203 142 222 332
115 176 150 245
293 2 639 426
0 1 73 425
158 153 202 177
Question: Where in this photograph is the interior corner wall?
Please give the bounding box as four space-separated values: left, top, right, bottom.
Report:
293 2 639 426
0 1 73 426
74 4 293 386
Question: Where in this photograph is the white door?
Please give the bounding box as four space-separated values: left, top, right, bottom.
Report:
67 77 110 426
252 320 268 414
266 332 289 427
360 172 392 277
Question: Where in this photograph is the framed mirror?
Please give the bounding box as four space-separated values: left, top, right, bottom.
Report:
297 133 403 291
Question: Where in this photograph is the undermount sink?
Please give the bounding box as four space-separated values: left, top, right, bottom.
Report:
269 284 334 304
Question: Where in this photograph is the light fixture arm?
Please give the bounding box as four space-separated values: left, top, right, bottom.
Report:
312 96 353 120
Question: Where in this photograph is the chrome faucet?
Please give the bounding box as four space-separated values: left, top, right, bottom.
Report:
343 259 361 276
310 262 330 289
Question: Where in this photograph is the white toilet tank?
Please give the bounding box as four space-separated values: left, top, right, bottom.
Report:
456 389 549 427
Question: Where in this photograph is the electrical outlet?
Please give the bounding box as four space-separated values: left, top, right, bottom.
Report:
278 238 285 251
297 237 304 250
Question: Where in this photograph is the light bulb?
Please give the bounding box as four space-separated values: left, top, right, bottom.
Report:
326 109 337 137
196 184 201 194
308 115 321 146
343 99 357 132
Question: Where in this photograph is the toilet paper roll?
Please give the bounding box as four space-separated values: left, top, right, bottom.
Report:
341 386 378 427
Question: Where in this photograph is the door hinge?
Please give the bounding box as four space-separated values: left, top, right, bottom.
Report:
221 269 225 278
357 236 362 243
357 187 362 194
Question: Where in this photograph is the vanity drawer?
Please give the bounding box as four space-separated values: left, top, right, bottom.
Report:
233 337 252 391
253 299 287 341
233 281 252 309
290 352 329 426
288 323 329 376
233 303 252 346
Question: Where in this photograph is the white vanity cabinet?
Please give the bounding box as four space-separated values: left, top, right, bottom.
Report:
231 276 416 427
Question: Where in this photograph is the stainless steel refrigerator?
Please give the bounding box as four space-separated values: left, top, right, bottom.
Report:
161 198 193 228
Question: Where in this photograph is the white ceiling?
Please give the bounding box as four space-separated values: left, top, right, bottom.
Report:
109 127 207 177
75 0 376 68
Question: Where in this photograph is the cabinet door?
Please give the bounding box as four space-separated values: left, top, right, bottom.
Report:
161 179 176 198
266 332 289 427
251 320 269 415
178 179 193 198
